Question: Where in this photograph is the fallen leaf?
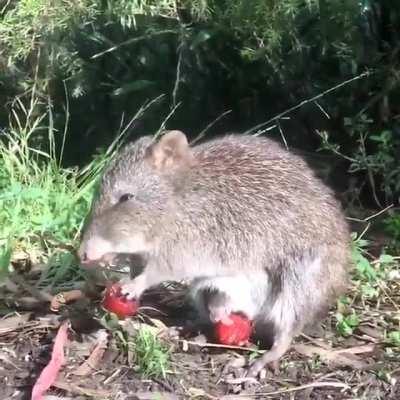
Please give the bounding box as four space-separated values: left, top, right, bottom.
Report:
134 392 179 400
71 330 108 376
334 343 376 355
31 320 69 400
53 379 111 397
223 355 246 371
293 343 374 369
0 313 31 334
222 377 259 385
358 325 384 340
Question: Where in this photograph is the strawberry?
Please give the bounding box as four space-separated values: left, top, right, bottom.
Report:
214 313 252 346
102 283 139 319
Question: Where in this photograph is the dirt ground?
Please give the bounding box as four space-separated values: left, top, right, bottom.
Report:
0 269 399 400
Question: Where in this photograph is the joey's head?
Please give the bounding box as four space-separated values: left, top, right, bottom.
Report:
78 130 195 267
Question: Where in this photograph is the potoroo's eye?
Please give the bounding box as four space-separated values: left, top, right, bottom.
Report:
119 193 134 203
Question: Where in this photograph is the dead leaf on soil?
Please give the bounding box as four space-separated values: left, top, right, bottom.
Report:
53 379 112 397
71 330 109 376
134 392 179 400
31 320 70 400
293 343 376 369
0 351 20 369
358 325 384 340
186 387 217 399
223 355 247 371
0 312 31 334
222 376 259 385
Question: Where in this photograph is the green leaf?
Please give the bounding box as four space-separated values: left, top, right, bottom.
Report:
190 30 214 49
352 250 377 281
369 134 384 142
345 313 360 327
112 80 156 96
378 254 394 264
361 283 378 298
0 243 12 277
388 331 400 345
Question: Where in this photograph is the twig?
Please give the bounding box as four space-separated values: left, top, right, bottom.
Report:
138 306 169 316
277 120 288 149
346 204 393 223
359 131 382 208
1 0 12 14
355 46 400 119
91 30 178 59
316 129 357 163
244 71 371 135
10 274 53 303
103 368 123 385
371 256 400 264
191 109 233 145
252 123 278 137
59 80 70 166
314 100 331 119
249 380 350 396
117 94 166 144
299 333 331 350
154 102 182 140
172 42 184 108
376 281 400 312
354 222 371 241
54 379 112 397
178 339 265 353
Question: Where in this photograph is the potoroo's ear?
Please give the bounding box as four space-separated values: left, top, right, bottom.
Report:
145 130 194 170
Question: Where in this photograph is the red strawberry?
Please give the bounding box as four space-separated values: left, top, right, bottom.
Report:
102 283 139 319
214 313 252 346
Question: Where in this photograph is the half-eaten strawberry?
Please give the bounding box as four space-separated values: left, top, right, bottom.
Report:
102 283 139 319
214 313 252 346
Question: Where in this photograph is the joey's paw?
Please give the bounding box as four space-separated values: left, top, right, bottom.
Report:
209 304 233 325
120 279 143 300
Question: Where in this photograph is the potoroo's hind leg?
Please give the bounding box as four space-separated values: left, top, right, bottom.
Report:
246 329 293 377
246 253 338 378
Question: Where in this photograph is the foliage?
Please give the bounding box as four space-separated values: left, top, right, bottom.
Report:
335 229 399 338
336 308 360 337
0 0 99 62
320 113 400 206
383 213 400 252
109 322 171 379
210 1 361 69
387 331 400 346
350 230 396 296
0 96 99 274
1 1 399 197
132 325 171 378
